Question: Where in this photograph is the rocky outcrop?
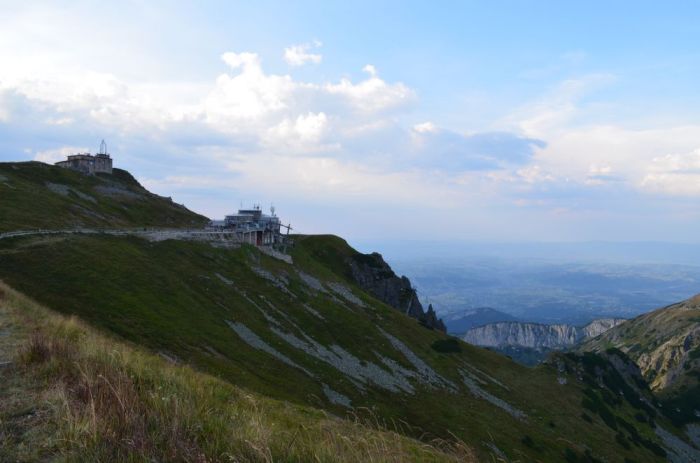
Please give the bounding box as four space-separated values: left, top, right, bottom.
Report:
463 318 625 349
346 252 446 332
583 295 700 393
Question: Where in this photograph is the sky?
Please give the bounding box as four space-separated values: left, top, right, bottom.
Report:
3 1 700 244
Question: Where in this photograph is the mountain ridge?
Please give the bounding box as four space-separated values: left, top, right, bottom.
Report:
442 307 518 334
0 161 695 461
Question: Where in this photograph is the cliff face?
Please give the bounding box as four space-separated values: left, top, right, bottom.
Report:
462 318 625 349
346 252 446 332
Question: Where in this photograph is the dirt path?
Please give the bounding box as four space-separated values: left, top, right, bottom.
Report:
0 228 240 242
0 290 49 462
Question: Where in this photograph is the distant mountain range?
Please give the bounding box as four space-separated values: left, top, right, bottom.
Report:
442 307 517 334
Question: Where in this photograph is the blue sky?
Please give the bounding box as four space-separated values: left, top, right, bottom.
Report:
3 1 700 243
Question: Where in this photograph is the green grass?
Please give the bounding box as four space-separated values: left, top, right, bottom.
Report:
0 282 475 462
0 162 208 231
0 232 675 462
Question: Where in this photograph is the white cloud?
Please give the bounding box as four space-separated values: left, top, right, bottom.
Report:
325 65 414 112
222 51 261 69
498 74 700 198
204 52 295 128
641 148 700 196
504 73 616 138
223 153 464 206
362 64 377 76
283 41 322 66
265 112 339 152
413 121 438 133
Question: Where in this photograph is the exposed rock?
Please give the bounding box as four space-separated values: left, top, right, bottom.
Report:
46 182 96 203
422 304 446 332
459 370 526 420
327 282 366 307
94 185 143 200
258 245 293 264
225 320 313 376
656 426 700 463
215 273 234 286
302 303 324 319
686 424 700 448
270 326 415 393
297 271 327 293
345 252 446 331
461 363 509 390
378 328 456 391
462 318 625 349
250 266 293 296
322 383 352 407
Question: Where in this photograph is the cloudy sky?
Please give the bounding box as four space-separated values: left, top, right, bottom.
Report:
3 1 700 244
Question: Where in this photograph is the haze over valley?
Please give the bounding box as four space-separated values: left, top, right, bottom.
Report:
387 251 700 325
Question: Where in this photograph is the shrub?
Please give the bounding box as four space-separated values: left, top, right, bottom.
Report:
640 438 667 457
690 347 700 360
564 447 578 462
431 338 462 353
615 432 631 450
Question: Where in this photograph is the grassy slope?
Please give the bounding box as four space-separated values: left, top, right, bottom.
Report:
582 297 700 426
0 282 472 462
0 232 677 462
0 162 208 231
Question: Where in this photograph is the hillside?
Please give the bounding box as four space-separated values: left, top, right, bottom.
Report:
0 161 208 231
1 234 692 461
0 282 472 462
0 163 697 461
582 296 700 427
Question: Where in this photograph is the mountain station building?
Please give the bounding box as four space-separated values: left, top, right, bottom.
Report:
55 140 113 175
211 206 287 246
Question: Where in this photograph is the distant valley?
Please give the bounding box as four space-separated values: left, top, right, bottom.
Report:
384 255 700 325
